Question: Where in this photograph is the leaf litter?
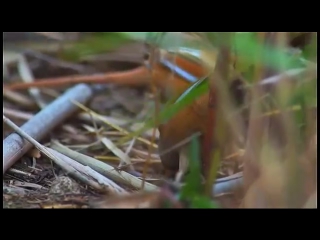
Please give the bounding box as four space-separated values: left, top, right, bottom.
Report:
3 38 166 208
3 32 316 208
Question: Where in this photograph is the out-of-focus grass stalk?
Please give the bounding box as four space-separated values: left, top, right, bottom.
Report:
243 32 267 191
204 32 234 196
274 33 303 207
242 32 317 207
141 33 167 189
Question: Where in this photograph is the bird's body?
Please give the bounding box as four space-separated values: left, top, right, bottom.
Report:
154 49 214 179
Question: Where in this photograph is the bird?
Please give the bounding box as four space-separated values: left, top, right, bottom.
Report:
154 48 217 181
155 48 245 182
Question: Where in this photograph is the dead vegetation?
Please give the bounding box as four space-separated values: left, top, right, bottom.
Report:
3 32 317 208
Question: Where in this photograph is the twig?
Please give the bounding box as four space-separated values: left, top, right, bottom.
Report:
4 65 150 90
258 68 306 86
3 89 35 108
213 172 243 196
12 180 48 191
83 125 134 171
3 108 34 121
3 185 29 196
3 84 93 173
125 138 136 156
171 171 243 196
8 168 36 178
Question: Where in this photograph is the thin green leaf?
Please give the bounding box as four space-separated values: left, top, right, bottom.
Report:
178 136 218 209
233 33 301 71
189 196 219 208
180 136 202 198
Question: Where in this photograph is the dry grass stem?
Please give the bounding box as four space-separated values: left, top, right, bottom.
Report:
50 141 159 192
17 56 47 108
72 100 158 148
